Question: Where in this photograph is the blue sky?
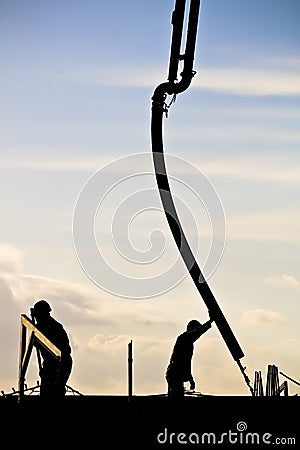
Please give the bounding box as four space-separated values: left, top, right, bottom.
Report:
0 0 299 397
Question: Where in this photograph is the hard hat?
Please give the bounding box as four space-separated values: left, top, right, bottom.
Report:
33 299 52 314
186 319 201 332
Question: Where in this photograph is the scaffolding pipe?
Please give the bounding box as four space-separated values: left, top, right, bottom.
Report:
128 340 133 400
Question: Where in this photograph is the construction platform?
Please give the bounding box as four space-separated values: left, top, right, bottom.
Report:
0 394 298 448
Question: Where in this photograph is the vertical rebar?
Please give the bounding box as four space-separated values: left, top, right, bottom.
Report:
128 340 133 400
18 320 27 403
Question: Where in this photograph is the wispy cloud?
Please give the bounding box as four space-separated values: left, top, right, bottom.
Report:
0 243 176 395
194 67 300 96
0 244 24 273
264 274 299 289
0 153 115 173
1 150 300 185
61 61 300 97
88 333 130 353
197 155 300 183
227 209 300 244
0 243 298 396
241 308 287 326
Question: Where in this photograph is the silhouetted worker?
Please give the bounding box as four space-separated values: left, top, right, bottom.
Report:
166 314 214 398
31 299 73 400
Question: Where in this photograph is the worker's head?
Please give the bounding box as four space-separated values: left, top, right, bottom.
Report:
186 319 201 332
32 299 52 321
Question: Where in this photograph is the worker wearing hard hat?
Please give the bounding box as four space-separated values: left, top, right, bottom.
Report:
31 299 73 400
165 314 214 398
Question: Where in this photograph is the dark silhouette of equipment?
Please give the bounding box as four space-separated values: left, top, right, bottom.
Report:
279 371 300 389
2 382 82 398
253 365 289 396
151 0 253 395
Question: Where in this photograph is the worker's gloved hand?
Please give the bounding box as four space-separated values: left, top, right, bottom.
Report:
208 310 214 323
189 378 195 391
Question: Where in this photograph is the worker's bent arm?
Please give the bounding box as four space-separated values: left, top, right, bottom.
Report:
188 319 213 342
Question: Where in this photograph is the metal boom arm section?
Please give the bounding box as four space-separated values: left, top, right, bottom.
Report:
150 0 253 395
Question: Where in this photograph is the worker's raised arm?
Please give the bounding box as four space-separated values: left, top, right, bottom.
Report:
186 316 214 342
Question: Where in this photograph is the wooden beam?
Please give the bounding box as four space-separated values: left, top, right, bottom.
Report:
21 314 61 360
20 331 35 379
18 321 27 399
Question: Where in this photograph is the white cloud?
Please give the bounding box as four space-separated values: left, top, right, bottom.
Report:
197 155 300 183
0 244 177 395
0 153 116 173
61 63 300 97
265 274 299 289
0 243 298 397
226 209 300 244
60 65 166 89
241 309 287 326
194 67 300 96
88 333 130 353
0 244 24 273
175 124 300 146
1 149 299 190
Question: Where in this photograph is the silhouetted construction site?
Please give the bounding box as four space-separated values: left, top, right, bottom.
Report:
1 0 298 446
